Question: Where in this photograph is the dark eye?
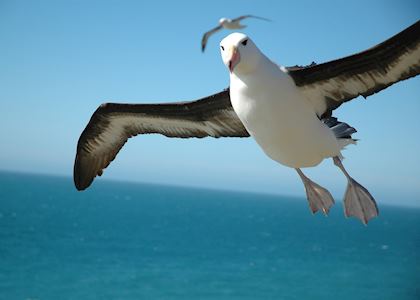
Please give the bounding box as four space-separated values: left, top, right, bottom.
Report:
220 45 224 51
241 39 248 46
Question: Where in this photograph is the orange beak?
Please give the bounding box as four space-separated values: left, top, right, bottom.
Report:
228 46 240 73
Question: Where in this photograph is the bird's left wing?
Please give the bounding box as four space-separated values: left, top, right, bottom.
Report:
232 15 271 22
287 20 420 118
74 89 249 190
201 25 223 52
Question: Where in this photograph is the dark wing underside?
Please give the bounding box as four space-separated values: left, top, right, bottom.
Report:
287 20 420 118
74 89 249 190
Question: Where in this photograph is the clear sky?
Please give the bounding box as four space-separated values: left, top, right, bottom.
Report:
0 0 419 206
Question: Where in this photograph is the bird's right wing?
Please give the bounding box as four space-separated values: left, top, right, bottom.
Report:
74 89 249 190
201 25 223 52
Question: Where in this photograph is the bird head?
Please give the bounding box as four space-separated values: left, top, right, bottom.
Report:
220 33 261 75
219 18 229 25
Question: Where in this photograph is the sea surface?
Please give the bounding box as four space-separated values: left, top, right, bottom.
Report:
0 171 419 300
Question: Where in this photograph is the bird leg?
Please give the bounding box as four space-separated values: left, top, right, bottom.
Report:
333 157 379 225
295 168 335 215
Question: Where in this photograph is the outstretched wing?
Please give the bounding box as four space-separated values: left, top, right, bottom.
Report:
287 20 420 118
74 89 249 190
201 25 223 52
232 15 271 22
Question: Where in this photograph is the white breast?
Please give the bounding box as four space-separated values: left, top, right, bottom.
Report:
230 63 342 168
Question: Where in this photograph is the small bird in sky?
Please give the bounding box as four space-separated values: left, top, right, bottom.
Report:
201 15 270 52
74 21 420 224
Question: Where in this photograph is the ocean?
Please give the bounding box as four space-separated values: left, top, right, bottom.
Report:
0 171 419 299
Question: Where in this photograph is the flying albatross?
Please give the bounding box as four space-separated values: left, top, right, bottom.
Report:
201 15 270 52
74 21 420 224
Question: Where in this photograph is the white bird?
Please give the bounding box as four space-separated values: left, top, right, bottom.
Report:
74 21 420 224
201 15 270 52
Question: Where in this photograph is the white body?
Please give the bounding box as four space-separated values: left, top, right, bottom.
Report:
218 32 384 224
229 53 343 168
220 18 245 30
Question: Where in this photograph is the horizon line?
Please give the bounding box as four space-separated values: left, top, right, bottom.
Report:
1 168 419 210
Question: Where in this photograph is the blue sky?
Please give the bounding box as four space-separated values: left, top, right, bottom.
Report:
0 0 419 206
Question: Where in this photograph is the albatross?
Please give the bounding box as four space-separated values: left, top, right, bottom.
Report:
201 15 270 52
74 21 420 224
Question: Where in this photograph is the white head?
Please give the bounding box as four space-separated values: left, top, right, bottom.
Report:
219 18 229 25
220 33 263 75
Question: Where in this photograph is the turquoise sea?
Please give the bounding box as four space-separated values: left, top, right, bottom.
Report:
0 171 419 299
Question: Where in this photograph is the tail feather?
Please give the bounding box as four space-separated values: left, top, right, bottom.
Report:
322 117 357 140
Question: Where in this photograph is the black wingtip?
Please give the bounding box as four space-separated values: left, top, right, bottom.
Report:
73 174 89 191
73 173 93 191
73 154 93 191
74 183 87 191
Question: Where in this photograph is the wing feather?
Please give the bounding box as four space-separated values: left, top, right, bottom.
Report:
73 89 248 190
201 25 223 52
232 15 271 22
287 21 420 118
